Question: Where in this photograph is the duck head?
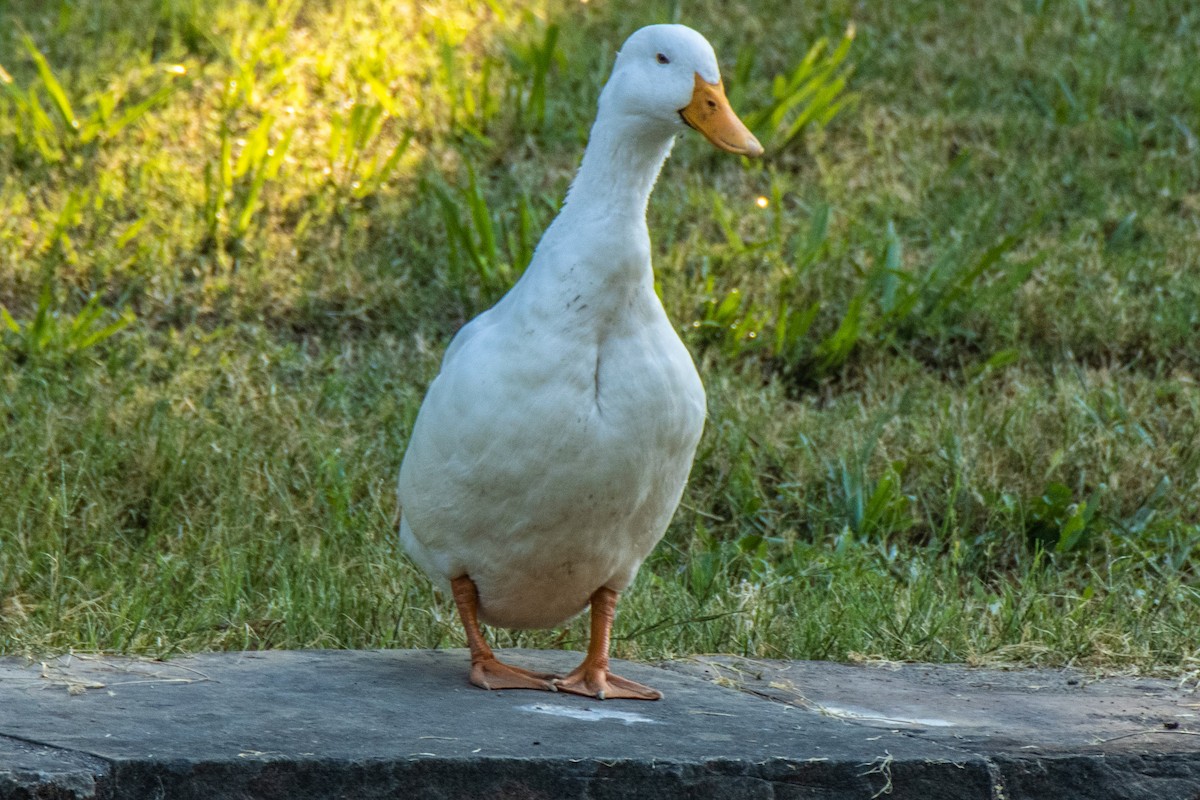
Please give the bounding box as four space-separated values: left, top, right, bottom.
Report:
600 24 763 158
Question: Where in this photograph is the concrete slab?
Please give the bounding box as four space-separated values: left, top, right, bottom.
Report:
661 656 1200 799
0 649 1196 799
0 734 108 800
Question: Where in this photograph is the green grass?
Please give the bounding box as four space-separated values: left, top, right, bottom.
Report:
1 0 1198 676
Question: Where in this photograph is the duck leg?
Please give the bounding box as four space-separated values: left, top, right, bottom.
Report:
554 587 662 701
450 575 558 692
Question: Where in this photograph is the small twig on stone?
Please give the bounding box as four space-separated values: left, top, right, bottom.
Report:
1092 728 1199 744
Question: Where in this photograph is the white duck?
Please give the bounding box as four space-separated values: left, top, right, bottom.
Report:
398 23 761 700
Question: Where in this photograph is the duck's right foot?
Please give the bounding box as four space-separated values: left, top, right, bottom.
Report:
469 657 559 692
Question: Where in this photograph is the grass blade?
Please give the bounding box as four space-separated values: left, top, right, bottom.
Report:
22 35 77 131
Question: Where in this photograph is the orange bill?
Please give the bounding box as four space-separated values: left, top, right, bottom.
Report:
679 73 763 157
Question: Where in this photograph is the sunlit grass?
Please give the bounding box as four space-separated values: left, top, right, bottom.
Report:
1 0 1198 675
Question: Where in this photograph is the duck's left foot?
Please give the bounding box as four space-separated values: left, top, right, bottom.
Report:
554 667 662 701
555 585 663 700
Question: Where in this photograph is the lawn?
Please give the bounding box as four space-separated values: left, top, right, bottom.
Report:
1 0 1197 675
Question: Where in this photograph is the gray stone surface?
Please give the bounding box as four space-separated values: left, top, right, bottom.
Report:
0 735 108 800
661 656 1200 799
0 649 1195 799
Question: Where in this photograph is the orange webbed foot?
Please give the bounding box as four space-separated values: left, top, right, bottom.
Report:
451 575 559 692
552 585 663 700
554 665 662 701
470 657 559 692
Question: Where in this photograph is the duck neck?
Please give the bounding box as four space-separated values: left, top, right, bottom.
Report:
558 110 676 226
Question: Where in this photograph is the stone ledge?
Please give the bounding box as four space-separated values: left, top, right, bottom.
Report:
0 735 108 800
0 650 1196 799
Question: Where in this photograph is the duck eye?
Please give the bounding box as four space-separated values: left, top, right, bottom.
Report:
655 53 670 65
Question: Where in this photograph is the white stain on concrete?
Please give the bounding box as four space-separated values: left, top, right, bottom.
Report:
818 704 955 728
518 703 662 725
